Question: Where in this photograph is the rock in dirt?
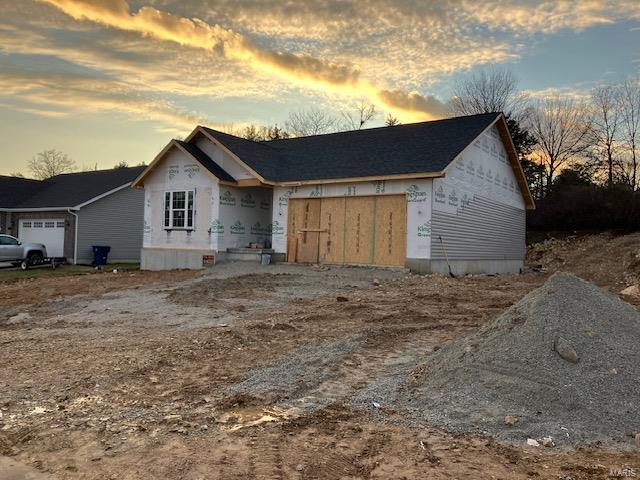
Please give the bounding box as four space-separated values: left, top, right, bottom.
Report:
336 296 349 302
395 273 640 448
504 415 518 426
7 312 31 324
554 337 579 363
620 285 640 297
526 438 540 447
542 436 555 447
162 415 182 424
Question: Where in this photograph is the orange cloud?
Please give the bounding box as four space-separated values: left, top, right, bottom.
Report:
39 0 446 120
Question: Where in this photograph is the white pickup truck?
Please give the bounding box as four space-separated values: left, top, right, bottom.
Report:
0 234 48 270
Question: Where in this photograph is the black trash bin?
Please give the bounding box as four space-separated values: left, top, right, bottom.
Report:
92 245 111 266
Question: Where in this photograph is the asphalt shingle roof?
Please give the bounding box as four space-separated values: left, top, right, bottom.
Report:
175 140 235 182
2 166 146 209
201 112 501 182
199 128 281 179
0 176 44 208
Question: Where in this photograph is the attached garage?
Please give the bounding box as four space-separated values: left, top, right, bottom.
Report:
287 195 407 266
18 219 65 258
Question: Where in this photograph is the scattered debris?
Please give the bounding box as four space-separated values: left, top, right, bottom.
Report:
162 415 182 424
504 415 518 426
542 436 555 447
620 285 639 297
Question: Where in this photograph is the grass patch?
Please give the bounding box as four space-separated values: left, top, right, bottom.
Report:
0 262 140 282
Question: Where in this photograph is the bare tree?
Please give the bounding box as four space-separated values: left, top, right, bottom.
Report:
81 163 98 172
384 114 401 126
618 78 640 190
114 161 129 169
241 124 289 142
28 149 76 179
450 67 529 119
341 102 377 130
285 108 339 137
590 85 621 187
527 96 592 188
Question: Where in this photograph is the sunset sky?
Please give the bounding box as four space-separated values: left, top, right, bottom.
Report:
1 0 639 176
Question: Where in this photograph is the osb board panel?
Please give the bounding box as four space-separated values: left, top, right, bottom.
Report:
288 195 407 267
319 197 346 264
344 196 376 264
288 198 320 264
286 236 298 262
373 195 407 266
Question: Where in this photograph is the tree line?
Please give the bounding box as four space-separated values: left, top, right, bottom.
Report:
449 69 640 232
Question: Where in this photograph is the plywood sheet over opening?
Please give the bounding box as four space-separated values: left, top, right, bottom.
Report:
373 195 407 266
288 195 407 267
287 198 320 263
319 197 346 264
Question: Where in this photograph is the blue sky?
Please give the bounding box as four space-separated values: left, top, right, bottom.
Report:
0 0 638 176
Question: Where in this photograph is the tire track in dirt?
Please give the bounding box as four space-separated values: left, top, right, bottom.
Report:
247 431 284 480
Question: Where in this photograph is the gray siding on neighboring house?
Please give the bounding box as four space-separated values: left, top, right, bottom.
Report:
431 196 526 261
76 186 144 264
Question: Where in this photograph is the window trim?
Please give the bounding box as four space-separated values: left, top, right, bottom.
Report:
163 190 195 231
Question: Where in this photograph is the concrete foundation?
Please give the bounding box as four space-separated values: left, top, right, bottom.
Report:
405 258 524 276
141 248 215 270
271 253 286 263
218 248 275 263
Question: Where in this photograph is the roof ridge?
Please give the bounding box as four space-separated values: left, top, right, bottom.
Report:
200 112 501 146
47 165 145 179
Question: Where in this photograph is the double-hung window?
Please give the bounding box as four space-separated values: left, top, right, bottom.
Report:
164 190 194 229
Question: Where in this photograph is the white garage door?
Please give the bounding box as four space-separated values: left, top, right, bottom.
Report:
19 219 65 258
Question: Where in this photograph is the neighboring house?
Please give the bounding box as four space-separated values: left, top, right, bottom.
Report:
133 113 535 274
0 167 145 264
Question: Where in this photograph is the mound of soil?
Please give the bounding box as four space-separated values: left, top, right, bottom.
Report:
526 232 640 291
401 273 640 448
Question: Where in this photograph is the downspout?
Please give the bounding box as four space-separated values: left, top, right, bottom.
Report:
67 208 78 264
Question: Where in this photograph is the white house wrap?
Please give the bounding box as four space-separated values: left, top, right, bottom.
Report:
133 113 534 274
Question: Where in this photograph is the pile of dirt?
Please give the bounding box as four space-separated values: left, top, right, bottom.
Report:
396 273 640 448
526 232 640 291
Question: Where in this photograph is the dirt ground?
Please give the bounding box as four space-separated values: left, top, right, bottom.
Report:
1 235 639 479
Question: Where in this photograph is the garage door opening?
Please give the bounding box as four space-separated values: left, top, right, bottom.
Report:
287 195 406 266
19 219 65 258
